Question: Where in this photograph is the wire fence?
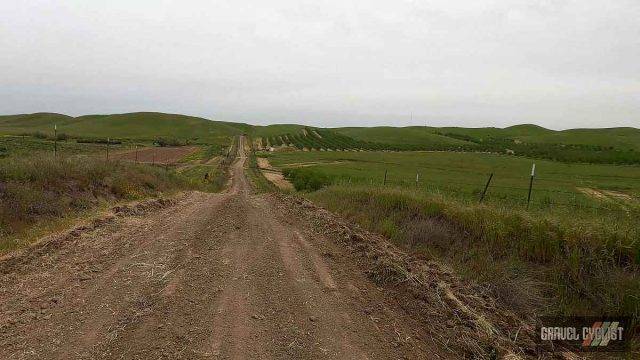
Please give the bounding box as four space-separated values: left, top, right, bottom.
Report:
328 168 638 215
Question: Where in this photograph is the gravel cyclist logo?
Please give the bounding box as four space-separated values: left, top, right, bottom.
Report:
538 317 632 352
581 321 623 348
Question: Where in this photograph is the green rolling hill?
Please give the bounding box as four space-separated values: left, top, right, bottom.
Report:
517 128 640 151
1 112 639 163
436 124 552 138
0 113 75 129
332 126 471 148
0 112 250 144
251 124 308 138
428 125 640 151
329 124 640 152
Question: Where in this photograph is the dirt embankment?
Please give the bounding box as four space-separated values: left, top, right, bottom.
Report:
272 194 557 359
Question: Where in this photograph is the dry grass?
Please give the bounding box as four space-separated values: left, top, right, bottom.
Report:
0 155 193 251
307 184 640 328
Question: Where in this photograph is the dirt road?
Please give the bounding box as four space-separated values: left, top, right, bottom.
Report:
0 136 536 359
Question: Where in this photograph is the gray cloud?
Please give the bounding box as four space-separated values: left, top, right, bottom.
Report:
1 0 638 129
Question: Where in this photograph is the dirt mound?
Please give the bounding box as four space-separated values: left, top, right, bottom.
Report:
0 196 180 269
275 194 561 359
256 157 272 170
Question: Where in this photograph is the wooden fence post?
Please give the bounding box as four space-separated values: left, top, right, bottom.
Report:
479 173 493 203
527 164 536 209
53 124 57 157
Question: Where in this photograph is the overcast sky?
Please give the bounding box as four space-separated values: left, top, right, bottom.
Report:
1 1 638 129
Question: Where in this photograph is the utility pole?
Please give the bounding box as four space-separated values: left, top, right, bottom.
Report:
106 138 110 160
383 169 388 185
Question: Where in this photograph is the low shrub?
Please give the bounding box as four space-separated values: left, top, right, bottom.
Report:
282 168 331 191
76 137 122 144
154 137 187 147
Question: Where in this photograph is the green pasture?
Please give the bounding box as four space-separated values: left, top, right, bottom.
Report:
0 135 128 158
264 150 640 210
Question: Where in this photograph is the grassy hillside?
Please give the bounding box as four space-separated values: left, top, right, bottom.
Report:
259 128 393 151
0 113 74 128
334 124 558 147
251 124 308 138
437 124 552 138
335 124 640 151
334 126 471 147
519 127 640 151
4 113 639 150
0 112 249 145
261 125 640 164
437 125 640 150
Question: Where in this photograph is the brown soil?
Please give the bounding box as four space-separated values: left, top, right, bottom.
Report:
257 157 294 191
111 146 199 164
0 136 557 359
577 187 609 201
600 190 633 201
256 157 272 170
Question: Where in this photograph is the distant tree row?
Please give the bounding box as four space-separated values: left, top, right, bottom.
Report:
262 129 640 165
436 133 640 165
